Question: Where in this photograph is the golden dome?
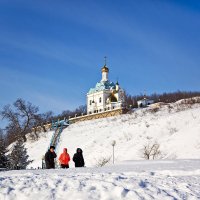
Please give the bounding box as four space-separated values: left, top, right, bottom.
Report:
101 65 109 73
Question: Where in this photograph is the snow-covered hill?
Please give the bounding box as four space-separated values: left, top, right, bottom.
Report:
3 98 200 200
25 98 200 168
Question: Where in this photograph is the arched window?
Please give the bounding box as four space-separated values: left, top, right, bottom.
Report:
99 97 102 103
89 100 92 105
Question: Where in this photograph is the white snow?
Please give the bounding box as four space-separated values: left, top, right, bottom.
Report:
1 159 200 200
25 131 54 168
2 98 200 199
24 99 200 169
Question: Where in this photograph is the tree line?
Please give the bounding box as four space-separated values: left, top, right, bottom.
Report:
124 90 200 108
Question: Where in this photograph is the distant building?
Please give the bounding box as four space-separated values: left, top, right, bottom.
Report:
137 98 154 108
87 63 125 114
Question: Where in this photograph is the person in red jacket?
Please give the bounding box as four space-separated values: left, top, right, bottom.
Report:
58 148 70 168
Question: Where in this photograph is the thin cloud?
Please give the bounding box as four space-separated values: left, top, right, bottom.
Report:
0 67 84 114
0 34 98 70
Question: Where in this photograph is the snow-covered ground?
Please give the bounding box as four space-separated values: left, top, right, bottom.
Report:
1 159 200 200
2 99 200 199
25 99 200 168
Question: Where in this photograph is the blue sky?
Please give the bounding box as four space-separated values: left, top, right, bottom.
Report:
0 0 200 127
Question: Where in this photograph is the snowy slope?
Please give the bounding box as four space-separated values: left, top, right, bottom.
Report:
25 131 54 168
25 99 200 168
1 159 200 200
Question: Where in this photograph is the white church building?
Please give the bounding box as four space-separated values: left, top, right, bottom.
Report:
87 63 125 114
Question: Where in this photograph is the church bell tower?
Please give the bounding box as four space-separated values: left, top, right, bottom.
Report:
101 56 109 82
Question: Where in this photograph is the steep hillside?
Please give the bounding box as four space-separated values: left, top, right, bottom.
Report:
26 98 200 168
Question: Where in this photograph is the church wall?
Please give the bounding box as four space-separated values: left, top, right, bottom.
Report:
87 91 105 114
87 90 119 114
69 108 129 124
102 71 108 81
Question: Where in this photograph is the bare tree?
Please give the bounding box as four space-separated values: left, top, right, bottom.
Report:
0 98 39 143
58 105 87 119
141 141 161 160
74 105 87 116
95 156 111 167
34 111 54 133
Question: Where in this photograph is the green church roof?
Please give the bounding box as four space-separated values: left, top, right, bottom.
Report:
88 80 116 94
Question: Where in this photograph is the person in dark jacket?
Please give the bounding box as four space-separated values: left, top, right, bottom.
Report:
73 148 85 167
45 146 57 169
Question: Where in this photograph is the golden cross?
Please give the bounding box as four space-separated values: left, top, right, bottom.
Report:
104 56 107 65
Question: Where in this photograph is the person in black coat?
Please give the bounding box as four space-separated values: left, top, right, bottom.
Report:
73 148 85 167
45 146 57 169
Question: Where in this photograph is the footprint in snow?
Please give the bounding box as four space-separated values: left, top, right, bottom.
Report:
139 180 147 188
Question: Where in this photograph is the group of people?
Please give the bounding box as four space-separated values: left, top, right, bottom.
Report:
44 146 85 169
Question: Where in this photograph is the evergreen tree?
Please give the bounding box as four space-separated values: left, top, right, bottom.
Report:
0 130 8 169
8 139 32 169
